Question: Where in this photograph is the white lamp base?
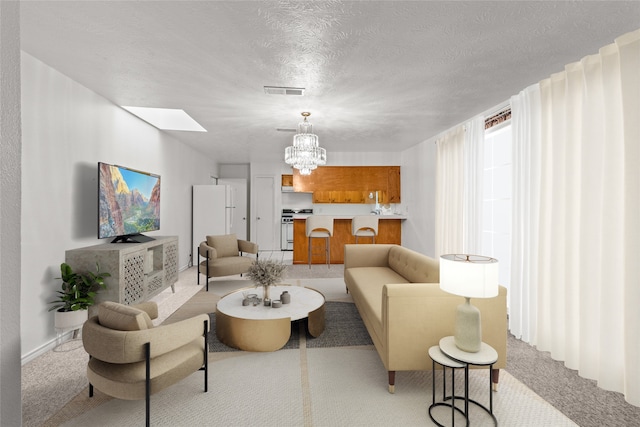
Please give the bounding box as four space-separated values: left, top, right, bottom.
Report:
454 297 482 353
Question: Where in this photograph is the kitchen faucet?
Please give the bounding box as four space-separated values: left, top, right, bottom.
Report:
370 191 381 215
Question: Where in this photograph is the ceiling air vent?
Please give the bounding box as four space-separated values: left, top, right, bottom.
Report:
264 86 305 96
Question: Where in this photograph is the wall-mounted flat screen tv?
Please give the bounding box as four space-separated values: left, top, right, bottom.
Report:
98 162 160 243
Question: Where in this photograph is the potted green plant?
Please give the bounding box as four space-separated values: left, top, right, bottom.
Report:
49 262 110 330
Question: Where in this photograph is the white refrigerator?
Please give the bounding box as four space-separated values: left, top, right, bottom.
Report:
192 185 235 264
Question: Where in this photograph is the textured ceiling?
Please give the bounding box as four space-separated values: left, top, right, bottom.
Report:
20 1 640 164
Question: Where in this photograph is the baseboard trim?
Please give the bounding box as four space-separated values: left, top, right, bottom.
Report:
21 330 76 365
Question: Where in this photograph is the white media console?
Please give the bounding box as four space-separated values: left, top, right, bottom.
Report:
65 236 179 307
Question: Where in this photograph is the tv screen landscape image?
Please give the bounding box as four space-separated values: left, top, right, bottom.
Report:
98 162 160 242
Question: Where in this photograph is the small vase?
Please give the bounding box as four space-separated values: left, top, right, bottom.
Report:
281 291 291 304
263 285 270 301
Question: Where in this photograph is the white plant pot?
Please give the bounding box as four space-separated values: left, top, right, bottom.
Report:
54 309 88 331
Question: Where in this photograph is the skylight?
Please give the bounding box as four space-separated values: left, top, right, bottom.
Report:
122 107 207 132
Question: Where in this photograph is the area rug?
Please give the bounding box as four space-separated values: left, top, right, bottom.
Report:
207 301 373 352
52 346 577 427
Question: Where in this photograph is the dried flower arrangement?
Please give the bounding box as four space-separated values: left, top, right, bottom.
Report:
246 259 287 287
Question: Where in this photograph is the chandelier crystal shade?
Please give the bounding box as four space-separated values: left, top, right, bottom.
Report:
284 112 327 175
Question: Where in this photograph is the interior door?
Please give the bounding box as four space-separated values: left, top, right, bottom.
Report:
219 179 247 240
254 176 275 250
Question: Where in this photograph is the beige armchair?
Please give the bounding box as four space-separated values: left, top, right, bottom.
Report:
198 233 258 291
82 301 209 427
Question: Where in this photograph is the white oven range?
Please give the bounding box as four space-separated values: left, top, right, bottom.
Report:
281 209 312 251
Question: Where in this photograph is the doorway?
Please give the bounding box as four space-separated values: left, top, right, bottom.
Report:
218 178 248 240
254 176 276 250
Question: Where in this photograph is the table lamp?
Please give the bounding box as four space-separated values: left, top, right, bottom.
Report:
440 254 499 353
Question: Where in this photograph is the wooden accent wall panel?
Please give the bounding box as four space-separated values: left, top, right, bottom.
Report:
292 218 402 264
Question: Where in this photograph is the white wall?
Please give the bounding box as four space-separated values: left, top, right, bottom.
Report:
325 151 402 166
20 53 217 360
400 139 437 257
0 2 23 424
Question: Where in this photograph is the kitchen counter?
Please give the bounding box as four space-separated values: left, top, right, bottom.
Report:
292 216 403 265
291 214 407 220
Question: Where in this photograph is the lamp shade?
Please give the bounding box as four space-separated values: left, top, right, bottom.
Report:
440 254 499 299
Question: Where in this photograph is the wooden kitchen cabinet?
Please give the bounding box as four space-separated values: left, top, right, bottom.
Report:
312 190 366 204
387 167 401 203
345 190 366 203
312 191 331 203
281 174 293 187
293 166 400 203
292 218 402 264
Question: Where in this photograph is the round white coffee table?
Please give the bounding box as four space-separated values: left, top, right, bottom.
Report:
215 285 325 351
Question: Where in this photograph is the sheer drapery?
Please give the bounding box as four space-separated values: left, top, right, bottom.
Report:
435 126 465 256
509 85 541 344
436 117 485 257
463 116 486 254
509 29 639 406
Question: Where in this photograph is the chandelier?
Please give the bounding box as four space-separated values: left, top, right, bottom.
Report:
284 112 327 175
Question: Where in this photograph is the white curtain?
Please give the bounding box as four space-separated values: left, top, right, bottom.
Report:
435 126 465 256
509 85 541 343
509 29 640 406
462 115 486 254
436 117 485 257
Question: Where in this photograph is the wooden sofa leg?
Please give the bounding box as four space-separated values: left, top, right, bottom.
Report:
388 371 395 394
492 368 500 391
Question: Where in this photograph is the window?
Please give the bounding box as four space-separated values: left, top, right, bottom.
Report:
482 124 512 290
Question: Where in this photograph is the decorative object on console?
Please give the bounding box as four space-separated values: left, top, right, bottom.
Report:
246 259 287 302
439 254 499 353
284 112 327 175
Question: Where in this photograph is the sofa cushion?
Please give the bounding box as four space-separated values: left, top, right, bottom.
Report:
206 234 238 258
346 267 409 344
203 255 253 277
98 301 153 331
388 246 440 283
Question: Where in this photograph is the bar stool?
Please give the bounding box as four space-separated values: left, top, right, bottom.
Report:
306 215 334 268
351 215 378 243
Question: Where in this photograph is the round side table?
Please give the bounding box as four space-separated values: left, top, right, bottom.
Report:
439 336 498 426
428 345 468 426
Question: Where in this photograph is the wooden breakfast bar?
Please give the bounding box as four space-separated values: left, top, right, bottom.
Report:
292 216 404 265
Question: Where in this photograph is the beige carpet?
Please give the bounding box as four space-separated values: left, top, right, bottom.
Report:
49 346 576 426
41 276 577 427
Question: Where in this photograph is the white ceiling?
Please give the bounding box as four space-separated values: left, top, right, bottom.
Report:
20 1 640 164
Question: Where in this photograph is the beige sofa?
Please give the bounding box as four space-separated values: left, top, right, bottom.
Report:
344 244 507 393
